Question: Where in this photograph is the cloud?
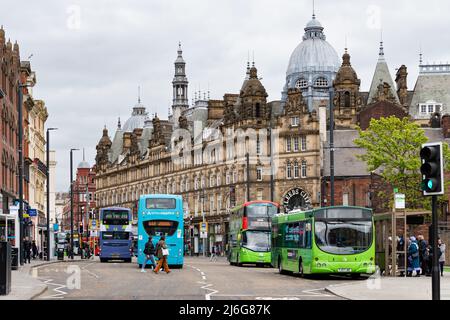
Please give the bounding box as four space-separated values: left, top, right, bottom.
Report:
1 0 449 191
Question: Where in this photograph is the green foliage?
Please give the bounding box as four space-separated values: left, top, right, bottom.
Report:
354 116 450 209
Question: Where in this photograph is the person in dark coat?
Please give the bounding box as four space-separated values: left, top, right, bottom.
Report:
417 235 429 275
407 236 421 277
23 237 32 264
32 240 38 259
397 236 406 276
141 236 157 272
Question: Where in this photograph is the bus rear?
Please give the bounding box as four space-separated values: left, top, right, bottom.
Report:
99 207 133 263
137 195 184 268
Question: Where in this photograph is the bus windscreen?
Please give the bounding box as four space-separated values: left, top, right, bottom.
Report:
146 198 176 209
143 220 178 237
101 231 130 240
102 210 129 225
246 205 278 218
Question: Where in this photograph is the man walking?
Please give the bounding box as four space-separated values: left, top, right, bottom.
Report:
23 237 32 264
31 240 38 260
210 245 217 262
141 236 157 272
417 235 428 275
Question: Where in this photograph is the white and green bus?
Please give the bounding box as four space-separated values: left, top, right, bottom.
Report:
272 206 376 277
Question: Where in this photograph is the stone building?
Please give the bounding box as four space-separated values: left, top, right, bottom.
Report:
94 14 450 254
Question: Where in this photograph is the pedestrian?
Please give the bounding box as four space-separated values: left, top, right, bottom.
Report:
23 237 31 264
154 236 170 274
397 236 405 276
141 236 157 273
417 235 429 275
407 236 421 277
32 240 38 260
438 238 446 277
210 245 217 262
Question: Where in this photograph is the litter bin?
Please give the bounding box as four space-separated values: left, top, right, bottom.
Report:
11 247 18 270
57 248 64 261
0 241 12 295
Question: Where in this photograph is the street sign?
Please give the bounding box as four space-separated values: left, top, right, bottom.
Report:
200 222 208 238
27 209 37 217
395 193 405 209
393 188 399 193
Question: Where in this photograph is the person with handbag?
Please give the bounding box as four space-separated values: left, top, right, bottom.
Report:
141 236 157 273
154 236 171 274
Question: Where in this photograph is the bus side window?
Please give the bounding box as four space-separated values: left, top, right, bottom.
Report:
298 222 305 248
305 220 312 249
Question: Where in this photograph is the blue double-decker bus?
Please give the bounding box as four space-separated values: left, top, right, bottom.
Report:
137 194 184 268
99 207 133 263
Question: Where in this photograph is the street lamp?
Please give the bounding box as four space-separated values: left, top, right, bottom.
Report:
17 80 33 266
200 190 206 257
46 127 57 261
70 148 79 259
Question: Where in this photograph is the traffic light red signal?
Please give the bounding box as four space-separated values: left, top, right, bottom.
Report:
420 142 444 196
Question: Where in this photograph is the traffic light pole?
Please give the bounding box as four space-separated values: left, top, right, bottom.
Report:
431 195 440 300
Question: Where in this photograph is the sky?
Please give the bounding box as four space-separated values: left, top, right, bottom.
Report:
1 0 449 192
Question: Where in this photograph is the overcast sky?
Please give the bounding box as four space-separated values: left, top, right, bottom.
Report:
1 0 449 191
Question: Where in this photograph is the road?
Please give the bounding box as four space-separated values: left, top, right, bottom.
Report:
33 256 363 300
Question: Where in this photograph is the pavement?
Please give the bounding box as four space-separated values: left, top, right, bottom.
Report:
326 271 450 300
0 255 92 300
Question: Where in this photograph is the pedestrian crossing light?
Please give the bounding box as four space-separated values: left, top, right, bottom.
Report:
420 142 444 196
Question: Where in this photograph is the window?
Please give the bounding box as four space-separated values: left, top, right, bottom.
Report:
344 91 351 108
146 198 176 209
226 173 230 185
294 161 299 178
233 171 237 183
301 161 307 178
343 193 349 206
256 168 262 181
301 136 307 151
436 105 441 113
291 117 299 126
428 105 434 113
286 137 291 152
421 104 427 114
295 78 308 89
217 175 221 186
257 189 263 201
314 77 328 87
293 137 299 152
210 176 214 187
255 103 261 118
286 162 292 179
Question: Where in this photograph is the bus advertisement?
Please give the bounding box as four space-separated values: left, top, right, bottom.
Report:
228 201 279 267
137 194 184 268
99 207 133 263
271 206 376 277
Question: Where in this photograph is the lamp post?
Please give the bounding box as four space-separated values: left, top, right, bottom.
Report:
46 128 57 261
329 88 335 206
70 148 79 259
200 190 205 257
17 81 33 266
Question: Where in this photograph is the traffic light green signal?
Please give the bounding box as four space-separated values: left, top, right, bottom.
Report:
420 142 444 196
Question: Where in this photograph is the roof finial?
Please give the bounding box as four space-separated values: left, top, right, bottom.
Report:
419 45 423 66
252 51 255 68
118 117 121 129
83 148 86 161
138 85 141 104
345 35 348 53
312 0 316 19
379 29 384 57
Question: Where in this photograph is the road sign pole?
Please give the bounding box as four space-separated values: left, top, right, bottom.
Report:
431 195 440 300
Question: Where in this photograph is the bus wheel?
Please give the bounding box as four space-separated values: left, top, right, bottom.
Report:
125 258 132 263
278 256 284 274
237 254 242 267
298 259 304 277
100 258 107 263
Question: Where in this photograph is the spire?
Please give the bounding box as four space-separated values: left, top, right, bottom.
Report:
312 0 315 19
419 45 423 66
83 148 86 161
138 85 141 104
117 117 121 130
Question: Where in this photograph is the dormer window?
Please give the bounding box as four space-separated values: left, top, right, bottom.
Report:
419 103 442 115
314 77 328 87
295 78 308 89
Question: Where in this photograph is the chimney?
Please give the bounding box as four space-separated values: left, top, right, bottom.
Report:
122 132 132 151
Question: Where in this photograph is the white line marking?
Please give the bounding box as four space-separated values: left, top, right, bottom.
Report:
202 276 207 280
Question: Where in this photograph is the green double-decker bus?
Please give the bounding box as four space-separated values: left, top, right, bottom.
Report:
272 206 376 276
228 201 279 267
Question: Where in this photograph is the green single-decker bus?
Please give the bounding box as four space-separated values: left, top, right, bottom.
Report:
272 206 376 276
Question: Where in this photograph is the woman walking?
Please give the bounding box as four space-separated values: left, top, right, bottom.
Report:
407 236 421 277
154 236 170 274
439 238 446 277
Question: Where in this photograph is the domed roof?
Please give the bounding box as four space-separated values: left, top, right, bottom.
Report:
334 49 360 85
78 161 90 169
286 15 340 76
122 102 149 132
240 66 268 98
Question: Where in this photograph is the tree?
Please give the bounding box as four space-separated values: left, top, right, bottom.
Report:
354 116 450 209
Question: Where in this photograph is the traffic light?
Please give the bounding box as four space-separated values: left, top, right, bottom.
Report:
420 142 444 196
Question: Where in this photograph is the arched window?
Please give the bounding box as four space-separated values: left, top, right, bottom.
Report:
301 160 307 178
295 78 308 89
314 77 328 87
344 91 351 108
286 161 292 179
294 161 299 178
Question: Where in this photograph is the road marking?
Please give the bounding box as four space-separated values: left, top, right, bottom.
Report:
188 264 219 300
37 278 69 299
